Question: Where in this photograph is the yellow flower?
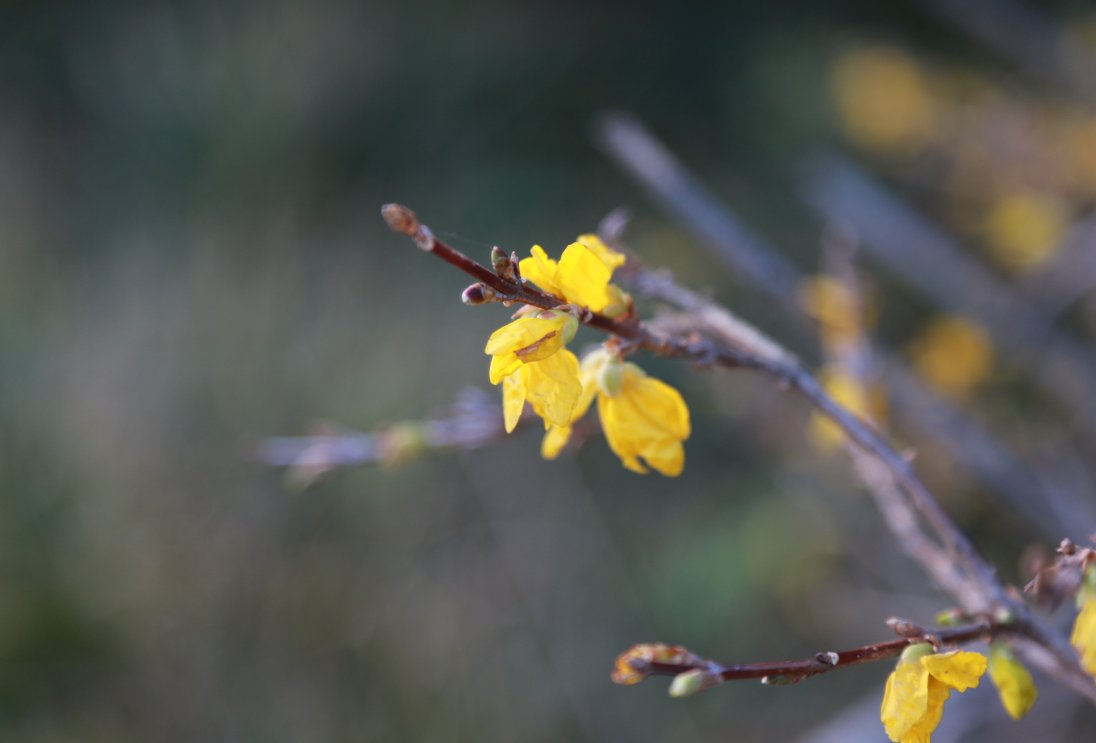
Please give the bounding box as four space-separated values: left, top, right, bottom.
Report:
908 315 993 399
575 233 627 271
519 240 628 314
831 46 938 154
502 349 582 432
542 347 690 477
988 643 1038 720
982 191 1067 273
811 365 886 450
1072 571 1096 676
484 311 576 385
798 275 863 351
880 645 987 743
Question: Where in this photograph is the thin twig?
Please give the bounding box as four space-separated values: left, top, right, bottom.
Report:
622 620 1002 686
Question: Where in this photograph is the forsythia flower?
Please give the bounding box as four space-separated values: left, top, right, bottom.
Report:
501 349 582 432
880 644 987 743
485 311 581 430
987 643 1038 720
908 315 993 399
982 191 1067 273
519 237 629 315
811 365 886 450
485 311 576 384
1072 568 1096 676
831 45 938 155
542 347 691 477
798 275 864 351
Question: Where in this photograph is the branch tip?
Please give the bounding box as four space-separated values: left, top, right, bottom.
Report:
381 203 435 251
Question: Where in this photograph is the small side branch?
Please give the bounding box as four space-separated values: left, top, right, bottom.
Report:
614 619 1003 695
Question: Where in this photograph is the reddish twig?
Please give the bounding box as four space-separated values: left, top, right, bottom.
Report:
619 619 1003 689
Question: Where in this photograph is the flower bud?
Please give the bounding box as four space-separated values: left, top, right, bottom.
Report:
462 283 497 305
492 246 518 282
898 642 934 664
669 670 712 698
597 355 625 397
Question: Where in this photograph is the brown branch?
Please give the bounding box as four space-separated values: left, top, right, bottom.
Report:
619 620 1003 691
256 388 521 484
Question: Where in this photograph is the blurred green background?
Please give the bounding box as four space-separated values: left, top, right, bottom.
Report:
4 1 1096 741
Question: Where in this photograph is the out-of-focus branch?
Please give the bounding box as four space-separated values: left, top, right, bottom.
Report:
921 0 1096 104
1019 212 1096 320
595 113 1087 539
257 388 517 484
591 113 803 300
802 154 1096 444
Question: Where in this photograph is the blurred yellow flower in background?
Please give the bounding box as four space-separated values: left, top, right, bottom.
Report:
831 46 938 154
811 365 886 450
982 191 1068 272
880 645 987 743
908 315 993 399
798 275 864 351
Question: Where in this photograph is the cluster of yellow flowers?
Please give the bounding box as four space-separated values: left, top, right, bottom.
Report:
484 236 691 476
880 641 1038 742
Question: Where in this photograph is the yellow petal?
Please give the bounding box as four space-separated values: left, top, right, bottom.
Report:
490 352 523 386
881 660 930 741
902 676 951 743
628 372 691 440
518 245 563 297
598 394 648 474
522 349 581 429
502 372 527 433
595 366 690 477
1071 596 1096 676
541 424 571 459
556 242 614 311
485 315 569 384
576 233 626 271
922 650 987 691
988 644 1038 720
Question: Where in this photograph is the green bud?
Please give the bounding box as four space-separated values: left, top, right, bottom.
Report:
898 643 935 664
562 313 579 345
598 356 625 397
668 670 710 698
